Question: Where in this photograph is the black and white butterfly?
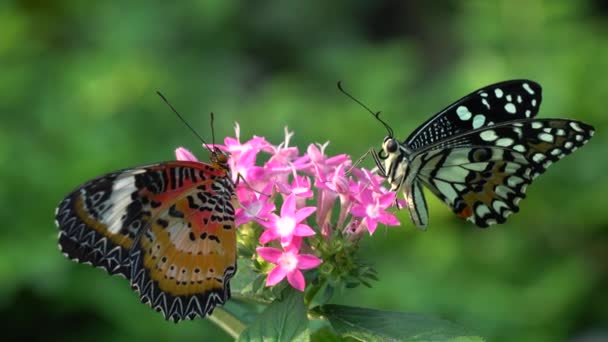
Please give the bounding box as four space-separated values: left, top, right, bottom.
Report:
363 80 594 228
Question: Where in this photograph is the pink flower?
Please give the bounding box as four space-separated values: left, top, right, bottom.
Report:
350 189 400 234
256 246 322 291
175 147 199 162
276 175 313 199
259 194 316 247
235 184 276 226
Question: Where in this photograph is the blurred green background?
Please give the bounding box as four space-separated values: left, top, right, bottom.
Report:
1 0 607 341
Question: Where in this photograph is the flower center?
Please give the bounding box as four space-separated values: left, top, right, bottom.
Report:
246 201 262 217
278 252 298 272
366 203 380 219
277 216 296 237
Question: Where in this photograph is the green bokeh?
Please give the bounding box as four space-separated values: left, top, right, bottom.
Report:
1 0 606 341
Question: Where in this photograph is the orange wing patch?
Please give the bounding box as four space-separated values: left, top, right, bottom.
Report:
130 173 237 321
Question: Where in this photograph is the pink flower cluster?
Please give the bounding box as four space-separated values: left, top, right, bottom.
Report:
176 124 400 291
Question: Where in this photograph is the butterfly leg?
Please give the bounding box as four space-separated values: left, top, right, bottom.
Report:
401 179 429 230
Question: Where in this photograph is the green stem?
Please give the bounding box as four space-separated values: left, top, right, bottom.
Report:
232 293 272 305
208 307 246 339
304 278 327 307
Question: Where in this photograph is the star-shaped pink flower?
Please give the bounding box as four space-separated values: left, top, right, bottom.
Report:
256 245 322 291
350 189 400 234
259 194 316 247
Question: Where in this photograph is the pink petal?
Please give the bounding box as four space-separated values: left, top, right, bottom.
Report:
286 269 306 291
307 144 323 162
175 147 198 162
366 218 379 235
280 234 294 248
294 207 316 223
350 205 367 218
379 212 400 226
266 265 288 286
235 210 250 226
378 192 396 207
359 189 373 204
297 254 322 269
259 214 279 230
294 224 316 237
326 154 349 166
284 237 302 252
281 194 296 217
259 229 279 244
256 247 283 263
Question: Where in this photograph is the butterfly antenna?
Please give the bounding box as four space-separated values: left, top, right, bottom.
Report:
337 81 394 137
209 112 217 152
156 91 213 153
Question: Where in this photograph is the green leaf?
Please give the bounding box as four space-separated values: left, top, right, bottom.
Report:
313 305 484 342
231 258 258 295
238 288 310 342
311 326 344 342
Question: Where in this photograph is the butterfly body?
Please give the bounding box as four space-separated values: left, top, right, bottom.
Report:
55 156 237 321
372 80 595 228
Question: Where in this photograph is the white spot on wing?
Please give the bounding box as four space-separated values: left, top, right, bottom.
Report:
472 114 486 129
564 142 573 149
482 98 490 109
504 103 516 114
480 130 498 141
106 176 138 234
513 127 523 138
513 144 526 153
475 204 491 217
525 110 531 117
531 99 537 107
456 106 472 120
538 133 554 143
496 138 514 147
523 83 535 94
496 186 514 198
493 200 510 213
494 88 504 98
507 176 524 187
532 153 546 163
531 122 543 129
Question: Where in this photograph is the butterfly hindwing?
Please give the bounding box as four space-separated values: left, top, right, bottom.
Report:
55 160 236 321
129 166 237 321
414 119 594 227
406 80 542 150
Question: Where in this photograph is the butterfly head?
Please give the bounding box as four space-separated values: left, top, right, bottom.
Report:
373 136 410 187
209 148 230 171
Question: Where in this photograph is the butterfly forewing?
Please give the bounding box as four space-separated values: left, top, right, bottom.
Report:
406 80 542 150
56 167 156 278
55 160 236 321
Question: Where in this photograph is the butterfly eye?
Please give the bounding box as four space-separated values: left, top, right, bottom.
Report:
386 139 398 153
